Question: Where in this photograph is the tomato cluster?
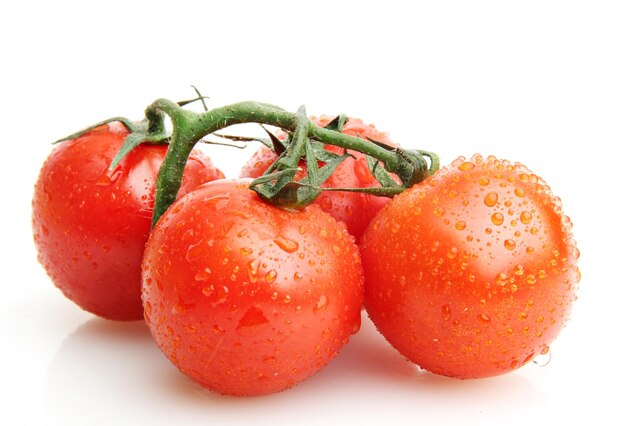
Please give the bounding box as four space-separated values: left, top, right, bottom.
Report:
33 112 579 396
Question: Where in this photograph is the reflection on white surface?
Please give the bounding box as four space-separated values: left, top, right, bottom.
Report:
43 315 545 426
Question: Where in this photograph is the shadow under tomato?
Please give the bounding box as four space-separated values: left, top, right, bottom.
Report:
44 315 546 425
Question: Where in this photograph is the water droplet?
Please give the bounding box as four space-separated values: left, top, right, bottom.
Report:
504 239 516 250
265 270 278 283
484 192 498 207
491 213 504 226
319 196 333 210
520 211 532 224
433 207 445 217
478 313 490 322
185 240 205 262
274 235 299 253
514 188 525 197
478 176 490 186
447 247 458 259
237 306 269 328
293 272 303 282
194 267 212 281
441 304 451 321
95 167 122 187
458 161 475 171
530 227 539 235
314 295 328 313
332 245 341 254
283 294 291 304
514 264 524 275
202 285 229 306
526 275 537 284
144 302 152 321
240 247 253 256
247 259 259 283
213 324 225 334
526 247 535 254
351 314 362 334
455 221 466 231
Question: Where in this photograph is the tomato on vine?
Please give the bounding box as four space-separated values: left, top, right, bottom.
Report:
32 122 223 320
142 179 363 396
361 154 579 378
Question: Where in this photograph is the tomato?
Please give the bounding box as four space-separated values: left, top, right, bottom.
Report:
361 154 579 378
32 122 224 320
142 179 363 396
240 116 398 242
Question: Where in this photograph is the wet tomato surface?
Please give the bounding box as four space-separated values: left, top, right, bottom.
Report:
361 155 579 378
142 179 364 396
32 122 223 320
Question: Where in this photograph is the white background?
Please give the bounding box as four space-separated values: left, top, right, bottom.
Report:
1 0 624 424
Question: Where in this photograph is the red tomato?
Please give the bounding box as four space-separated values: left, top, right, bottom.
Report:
361 154 579 378
142 179 363 396
32 122 224 320
240 116 398 242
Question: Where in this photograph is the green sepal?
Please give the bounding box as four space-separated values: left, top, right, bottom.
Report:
53 116 138 144
367 155 401 188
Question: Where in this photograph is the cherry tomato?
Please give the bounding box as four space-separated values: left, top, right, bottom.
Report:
142 179 363 396
361 154 579 378
240 116 398 242
32 122 224 320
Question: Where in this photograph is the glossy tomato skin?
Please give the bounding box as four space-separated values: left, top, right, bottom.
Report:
240 116 397 242
32 122 224 320
142 179 363 396
361 155 579 378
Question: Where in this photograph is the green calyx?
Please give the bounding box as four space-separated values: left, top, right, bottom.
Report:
56 97 440 228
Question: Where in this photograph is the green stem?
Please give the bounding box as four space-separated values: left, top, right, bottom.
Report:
146 99 435 228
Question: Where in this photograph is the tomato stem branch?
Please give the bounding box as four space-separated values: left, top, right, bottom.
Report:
136 99 438 227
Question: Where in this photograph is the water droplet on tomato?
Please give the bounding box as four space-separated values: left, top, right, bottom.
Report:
514 264 524 275
520 211 532 224
185 240 205 262
484 192 498 207
458 161 475 171
478 176 490 186
441 304 451 321
213 324 225 334
447 247 458 259
265 270 278 283
319 196 333 210
514 188 525 197
491 213 504 226
314 295 328 313
240 247 253 256
526 275 537 284
293 272 303 282
504 239 516 250
433 207 445 217
455 221 466 231
194 267 212 281
95 167 122 187
478 313 490 322
351 314 362 334
202 285 229 306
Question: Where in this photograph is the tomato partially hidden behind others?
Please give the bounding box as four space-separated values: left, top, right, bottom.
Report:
32 122 224 320
361 154 580 378
240 116 398 242
142 179 364 396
